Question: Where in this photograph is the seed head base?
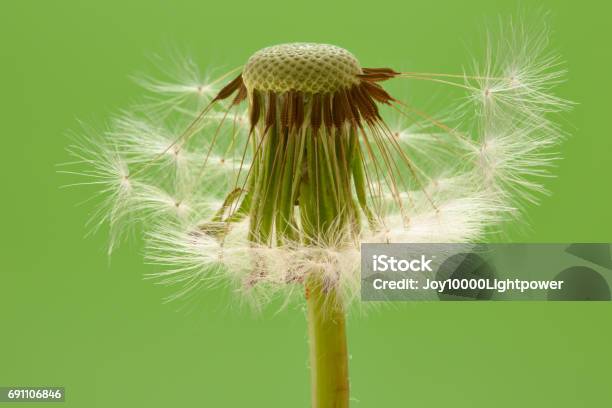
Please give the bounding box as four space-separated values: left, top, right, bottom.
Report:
215 43 400 133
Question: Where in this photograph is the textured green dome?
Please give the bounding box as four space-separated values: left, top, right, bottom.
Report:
242 43 362 94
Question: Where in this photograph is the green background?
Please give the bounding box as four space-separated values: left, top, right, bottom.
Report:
2 0 611 406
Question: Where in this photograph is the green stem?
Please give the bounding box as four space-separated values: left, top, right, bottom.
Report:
306 275 350 408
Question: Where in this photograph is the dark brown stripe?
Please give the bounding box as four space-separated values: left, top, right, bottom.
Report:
332 91 346 129
213 74 244 102
232 84 248 105
352 83 380 124
310 93 322 133
293 91 304 130
342 88 360 127
281 92 290 130
249 89 261 133
286 91 295 130
358 67 400 82
322 94 333 131
264 91 277 133
361 81 395 105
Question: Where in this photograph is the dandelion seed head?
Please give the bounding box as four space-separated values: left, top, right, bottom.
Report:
67 20 570 309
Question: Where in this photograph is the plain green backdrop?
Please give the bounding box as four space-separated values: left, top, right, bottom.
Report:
1 0 611 407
